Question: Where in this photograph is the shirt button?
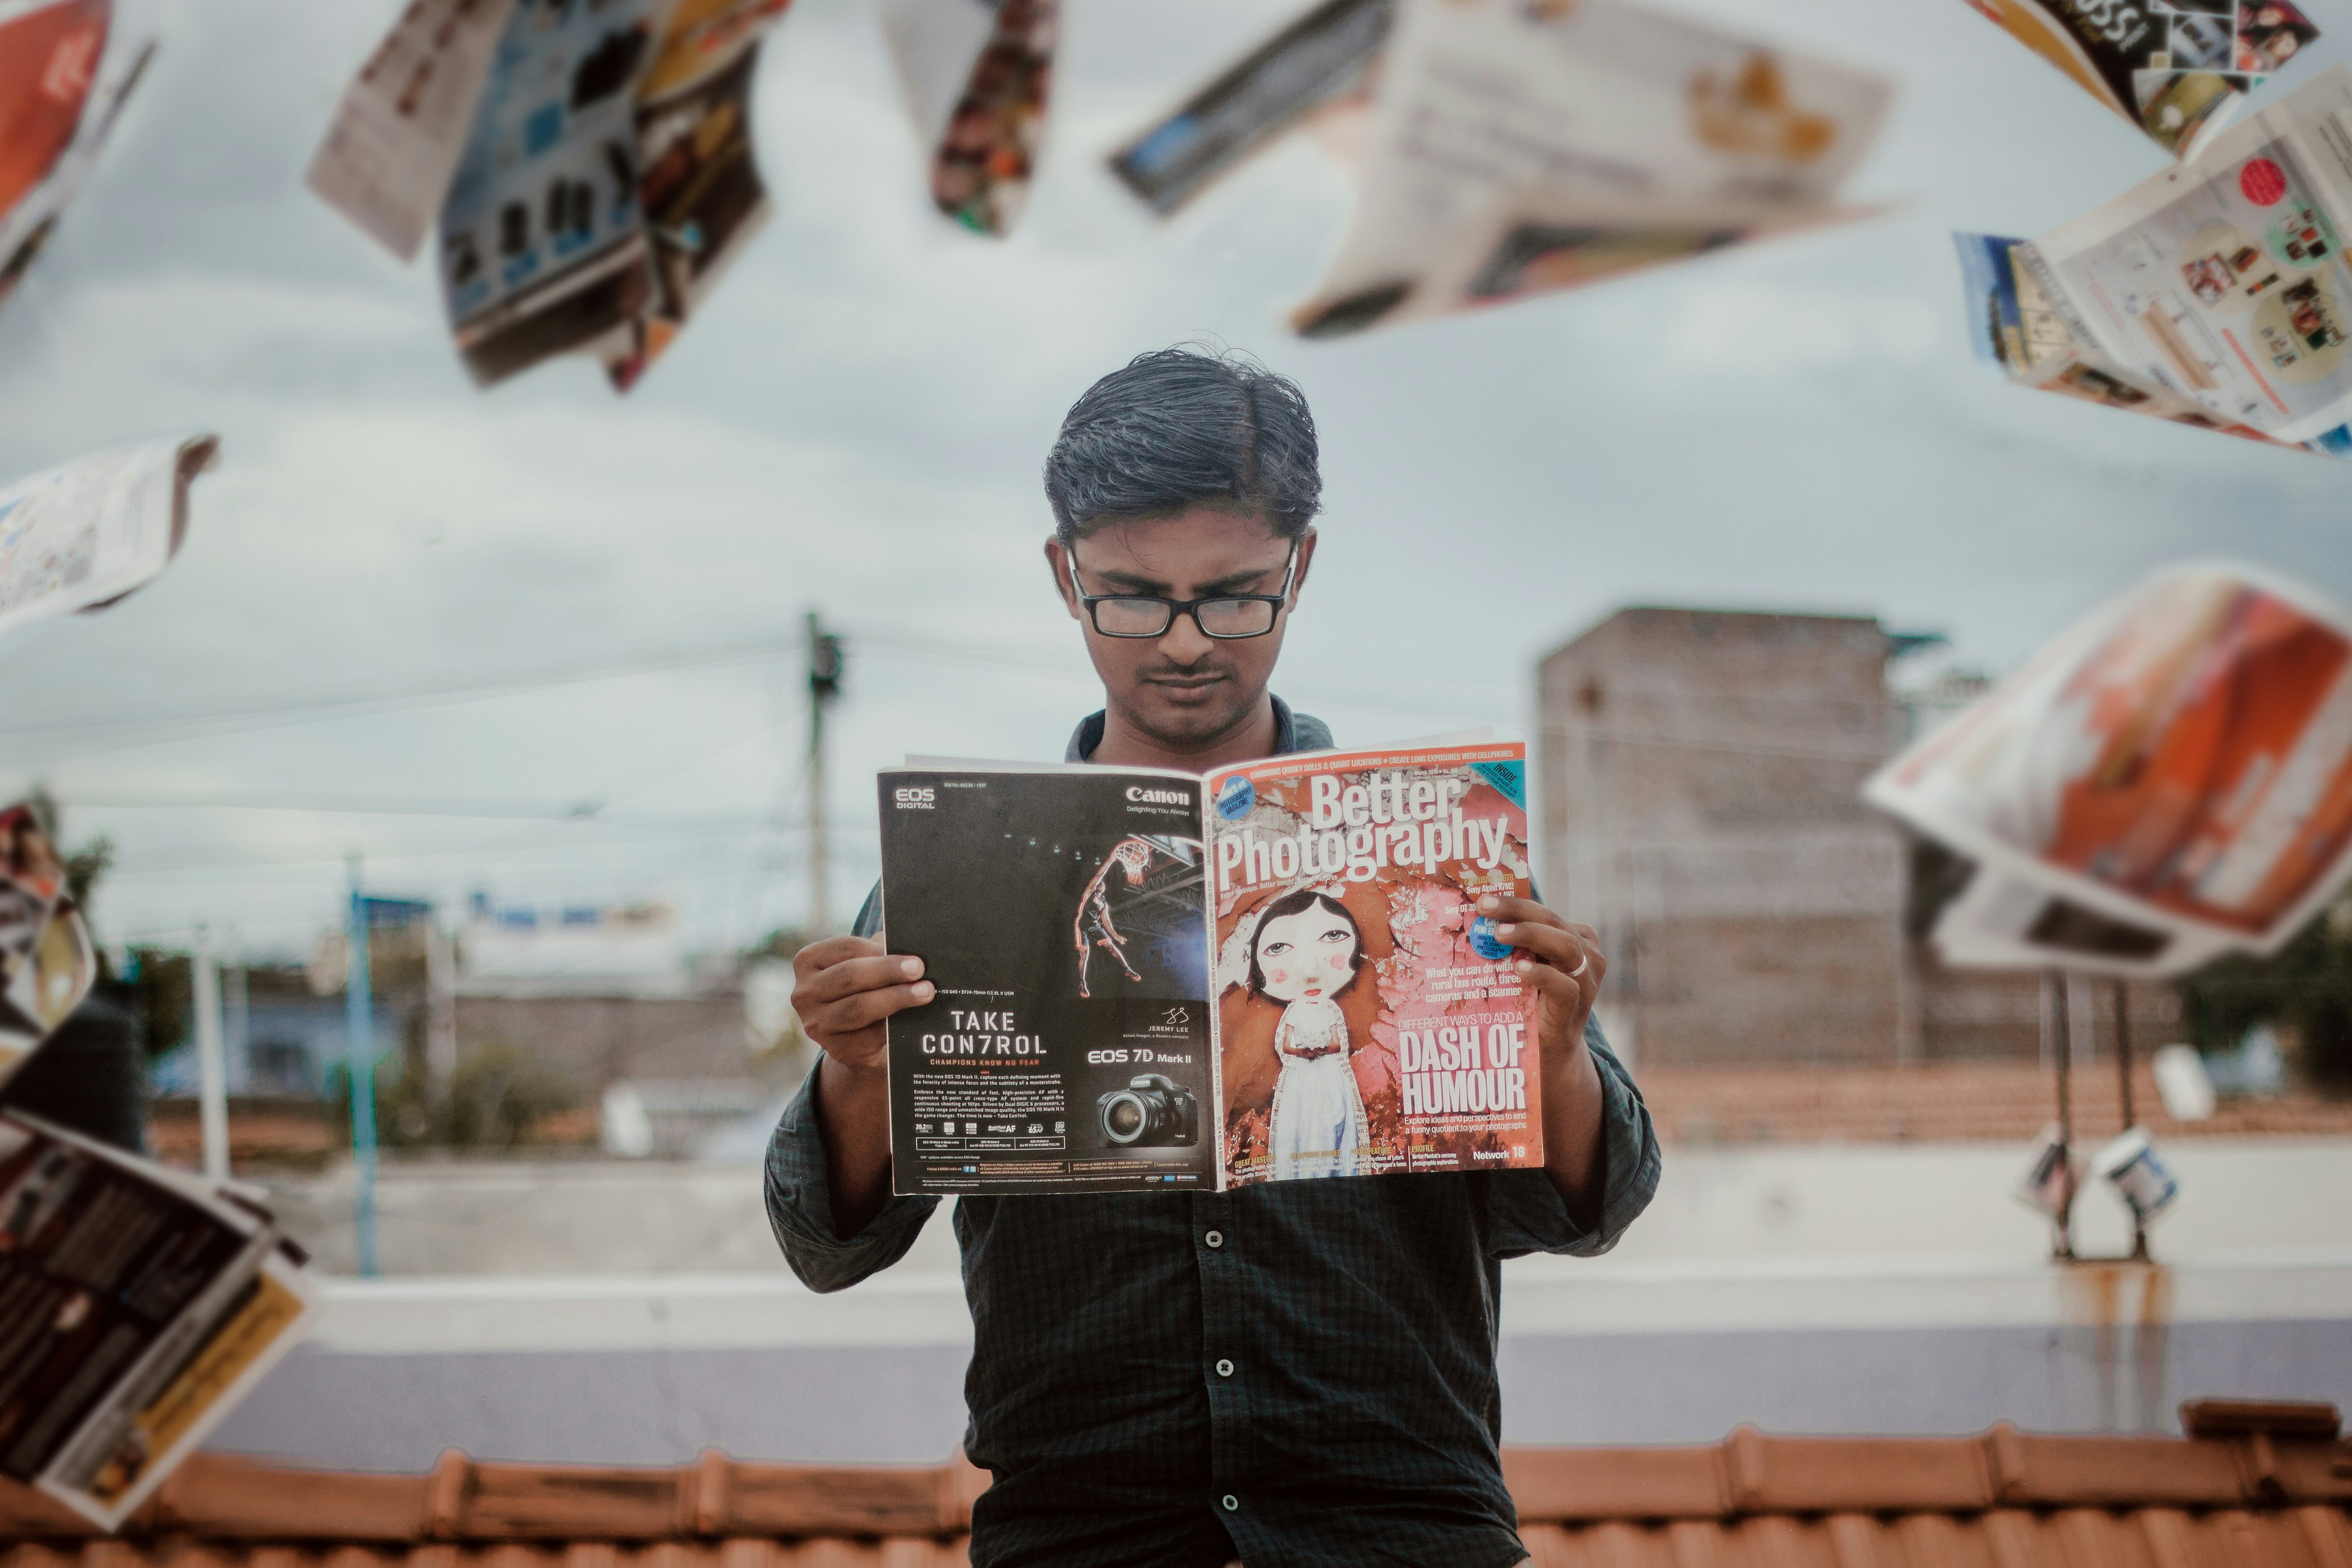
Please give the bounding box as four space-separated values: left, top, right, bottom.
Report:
1204 1230 1224 1249
1215 1358 1234 1378
1222 1494 1240 1512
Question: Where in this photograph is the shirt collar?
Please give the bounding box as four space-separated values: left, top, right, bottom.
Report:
1065 694 1331 764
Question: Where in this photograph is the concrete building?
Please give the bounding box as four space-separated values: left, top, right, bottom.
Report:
1535 607 2169 1069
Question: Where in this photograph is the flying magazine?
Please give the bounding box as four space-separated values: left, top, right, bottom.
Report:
876 738 1541 1195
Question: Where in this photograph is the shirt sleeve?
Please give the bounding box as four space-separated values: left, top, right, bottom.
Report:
1480 1014 1661 1260
762 1050 940 1295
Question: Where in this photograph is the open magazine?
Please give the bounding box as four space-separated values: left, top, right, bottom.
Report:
0 437 218 646
876 738 1539 1195
0 805 96 1089
1866 563 2352 978
1970 68 2352 457
0 1111 319 1529
1277 0 1893 337
1959 0 2319 160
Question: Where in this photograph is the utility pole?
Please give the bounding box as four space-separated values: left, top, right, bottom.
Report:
806 611 844 935
425 917 457 1113
224 942 249 1095
192 926 229 1183
345 854 381 1277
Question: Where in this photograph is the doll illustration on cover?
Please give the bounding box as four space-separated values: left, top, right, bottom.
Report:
1245 887 1369 1180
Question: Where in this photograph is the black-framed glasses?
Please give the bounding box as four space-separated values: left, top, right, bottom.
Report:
1067 545 1298 639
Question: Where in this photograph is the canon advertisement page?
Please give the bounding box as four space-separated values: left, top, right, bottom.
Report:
878 768 1216 1196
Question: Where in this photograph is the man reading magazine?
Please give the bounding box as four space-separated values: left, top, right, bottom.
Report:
766 347 1660 1568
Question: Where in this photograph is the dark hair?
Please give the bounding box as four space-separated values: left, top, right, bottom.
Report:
1245 889 1365 998
1044 346 1322 544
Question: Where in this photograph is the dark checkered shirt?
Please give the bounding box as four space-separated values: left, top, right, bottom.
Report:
765 698 1661 1568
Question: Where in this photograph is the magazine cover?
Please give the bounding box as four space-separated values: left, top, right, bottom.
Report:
1204 742 1538 1186
1864 563 2352 977
877 767 1217 1196
876 738 1542 1193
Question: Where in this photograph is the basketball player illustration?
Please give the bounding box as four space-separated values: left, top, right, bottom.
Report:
1075 838 1156 998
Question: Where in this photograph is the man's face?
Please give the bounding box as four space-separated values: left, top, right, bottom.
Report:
1047 508 1313 753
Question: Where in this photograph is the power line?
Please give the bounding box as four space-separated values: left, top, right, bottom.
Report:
0 627 1501 761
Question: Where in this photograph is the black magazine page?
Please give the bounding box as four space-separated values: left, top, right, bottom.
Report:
878 766 1218 1195
0 1112 259 1487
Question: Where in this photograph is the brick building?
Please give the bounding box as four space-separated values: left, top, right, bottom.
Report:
1536 607 2170 1069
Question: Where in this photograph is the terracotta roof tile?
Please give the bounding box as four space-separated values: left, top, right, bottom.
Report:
4 1413 2345 1565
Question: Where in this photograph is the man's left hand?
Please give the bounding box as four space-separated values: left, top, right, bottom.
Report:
1476 894 1605 1057
1476 894 1609 1215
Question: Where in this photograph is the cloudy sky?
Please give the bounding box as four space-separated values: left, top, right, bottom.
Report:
2 0 2348 963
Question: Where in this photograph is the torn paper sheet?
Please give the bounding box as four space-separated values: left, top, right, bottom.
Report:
437 0 673 387
0 0 153 317
1108 0 1392 218
1959 0 2318 161
305 0 522 261
879 0 1057 235
0 436 218 644
2014 67 2352 456
1288 0 1893 338
1865 563 2352 978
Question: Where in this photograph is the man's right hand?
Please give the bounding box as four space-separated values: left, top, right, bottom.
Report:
790 936 933 1236
791 936 934 1071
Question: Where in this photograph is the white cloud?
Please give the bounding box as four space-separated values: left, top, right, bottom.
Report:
2 0 2350 957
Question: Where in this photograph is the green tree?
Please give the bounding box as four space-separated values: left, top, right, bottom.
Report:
125 948 193 1059
2176 895 2352 1092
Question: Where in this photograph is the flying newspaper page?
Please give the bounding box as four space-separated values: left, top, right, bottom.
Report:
305 0 522 261
1866 564 2352 978
2018 67 2352 454
437 0 672 386
1960 0 2319 161
878 0 1058 235
1954 230 2299 448
1108 0 1392 218
606 0 789 389
0 805 94 1088
0 1112 319 1529
0 0 155 316
0 436 218 644
1288 0 1894 337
